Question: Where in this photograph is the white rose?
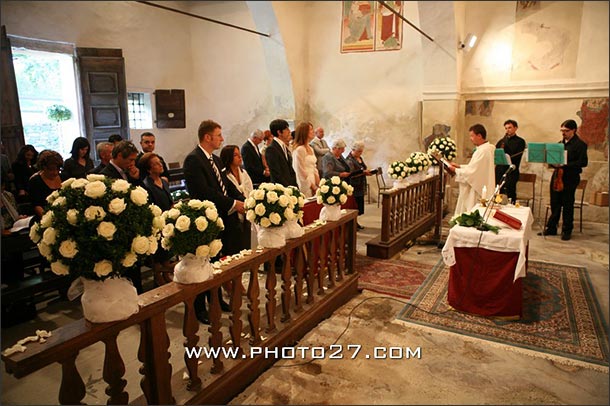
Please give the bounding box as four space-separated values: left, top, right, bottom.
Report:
149 204 162 217
61 178 75 189
152 216 165 232
331 176 341 185
59 239 78 258
93 260 113 277
51 261 70 276
278 195 290 207
188 199 204 209
347 185 354 194
195 216 208 231
319 178 327 185
122 252 138 267
195 244 210 257
216 217 224 229
66 209 79 225
174 201 183 209
86 173 105 182
97 221 117 240
266 191 279 203
52 196 66 207
111 179 130 193
175 215 191 232
84 206 106 221
167 208 180 219
298 196 305 207
108 198 127 215
45 191 58 204
40 211 54 228
130 186 148 206
209 239 223 257
29 223 41 243
284 207 295 221
37 242 52 259
316 195 323 204
161 237 171 250
260 217 271 228
285 187 293 196
290 196 298 206
245 197 256 209
320 185 329 194
132 236 150 254
162 223 175 238
205 207 218 221
339 194 348 204
42 227 57 245
269 212 281 225
253 189 265 201
246 210 256 222
332 186 340 195
327 196 336 204
254 203 266 216
147 236 158 255
71 178 88 189
84 181 106 199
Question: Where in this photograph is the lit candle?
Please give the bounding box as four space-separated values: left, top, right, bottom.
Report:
481 185 487 200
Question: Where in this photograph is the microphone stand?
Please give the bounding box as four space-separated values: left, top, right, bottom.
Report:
479 176 507 229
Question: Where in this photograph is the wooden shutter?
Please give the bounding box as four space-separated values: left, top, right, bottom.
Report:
1 26 25 162
155 89 185 128
76 48 129 161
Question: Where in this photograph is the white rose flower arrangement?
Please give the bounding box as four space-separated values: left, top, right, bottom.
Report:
29 174 163 281
387 161 413 180
427 136 457 163
245 183 298 229
316 176 354 206
406 151 433 174
160 199 224 258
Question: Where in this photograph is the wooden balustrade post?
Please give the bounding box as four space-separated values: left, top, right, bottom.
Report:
182 296 202 391
305 241 316 303
280 252 293 322
208 286 224 374
58 352 86 405
247 265 262 345
102 333 129 405
229 276 244 354
138 313 175 405
293 247 305 312
264 260 277 333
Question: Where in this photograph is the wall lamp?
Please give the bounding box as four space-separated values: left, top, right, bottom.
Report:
459 33 478 51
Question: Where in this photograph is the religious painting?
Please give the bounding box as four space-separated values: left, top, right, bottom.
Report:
341 1 403 53
577 98 609 158
465 100 494 117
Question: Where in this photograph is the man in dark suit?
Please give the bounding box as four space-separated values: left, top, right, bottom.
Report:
265 119 298 187
90 141 113 174
183 119 246 324
241 129 270 188
100 141 143 292
135 132 170 182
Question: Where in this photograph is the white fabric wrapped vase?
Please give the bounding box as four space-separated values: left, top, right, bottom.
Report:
81 277 139 323
428 166 440 176
257 224 286 248
319 204 342 221
393 178 409 189
283 219 304 239
173 253 213 284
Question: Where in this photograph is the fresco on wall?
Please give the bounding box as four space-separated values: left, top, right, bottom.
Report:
341 1 403 53
465 100 494 117
510 1 582 80
577 98 609 159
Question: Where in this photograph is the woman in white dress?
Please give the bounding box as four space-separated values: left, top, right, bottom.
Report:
292 122 320 197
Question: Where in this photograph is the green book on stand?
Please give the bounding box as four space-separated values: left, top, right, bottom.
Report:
527 143 546 163
494 149 511 165
546 143 566 165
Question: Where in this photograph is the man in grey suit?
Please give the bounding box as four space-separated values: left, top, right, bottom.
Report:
310 126 330 178
241 129 270 188
265 119 298 187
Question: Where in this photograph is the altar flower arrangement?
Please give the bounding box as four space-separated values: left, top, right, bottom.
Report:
449 209 500 234
387 160 412 180
160 199 224 284
283 186 306 238
245 183 293 247
316 176 354 221
29 174 163 322
427 136 457 163
407 151 432 173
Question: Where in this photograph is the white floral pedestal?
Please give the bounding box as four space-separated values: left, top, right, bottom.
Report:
319 204 342 221
283 219 304 239
257 225 286 248
81 277 139 323
173 253 213 284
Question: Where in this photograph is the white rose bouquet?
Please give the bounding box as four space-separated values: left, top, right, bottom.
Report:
29 174 162 281
427 136 457 163
283 186 306 238
245 183 293 229
316 176 354 206
406 151 432 173
387 161 413 180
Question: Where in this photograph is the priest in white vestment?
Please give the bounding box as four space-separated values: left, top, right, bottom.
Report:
446 124 496 217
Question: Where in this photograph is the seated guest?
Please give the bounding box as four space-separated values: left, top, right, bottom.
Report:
321 139 351 180
1 177 24 233
28 150 63 219
241 129 270 188
90 141 114 174
101 141 142 186
12 144 38 203
345 140 373 230
62 137 94 179
140 152 173 212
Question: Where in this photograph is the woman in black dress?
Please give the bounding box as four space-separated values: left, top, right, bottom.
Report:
62 137 93 180
28 150 64 219
11 144 38 203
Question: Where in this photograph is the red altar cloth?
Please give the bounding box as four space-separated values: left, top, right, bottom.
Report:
447 247 523 318
302 196 357 225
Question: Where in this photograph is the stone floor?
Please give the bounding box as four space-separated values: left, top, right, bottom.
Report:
1 202 608 405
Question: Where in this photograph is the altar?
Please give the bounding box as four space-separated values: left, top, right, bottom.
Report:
441 205 534 318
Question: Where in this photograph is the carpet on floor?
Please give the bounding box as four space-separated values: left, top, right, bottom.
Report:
396 259 609 372
355 254 433 299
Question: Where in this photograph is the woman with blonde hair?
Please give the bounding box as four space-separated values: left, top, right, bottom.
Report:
291 122 320 197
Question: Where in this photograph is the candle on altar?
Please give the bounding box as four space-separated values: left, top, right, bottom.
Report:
481 185 487 200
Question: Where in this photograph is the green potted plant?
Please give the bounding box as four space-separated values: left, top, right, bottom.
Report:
46 104 72 122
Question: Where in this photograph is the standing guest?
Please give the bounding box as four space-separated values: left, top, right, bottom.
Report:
62 137 94 180
140 152 173 212
28 150 63 219
446 124 496 217
265 119 298 187
540 119 588 241
322 139 351 180
135 132 169 181
11 144 38 203
183 119 245 324
345 140 373 230
292 122 320 197
90 142 114 174
241 129 270 188
310 126 330 178
495 119 526 204
108 134 123 145
100 141 142 186
220 144 254 248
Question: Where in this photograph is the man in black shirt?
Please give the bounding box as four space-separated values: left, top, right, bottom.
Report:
495 119 526 204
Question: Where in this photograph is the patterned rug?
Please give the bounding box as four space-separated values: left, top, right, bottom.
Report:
396 259 609 371
355 254 433 299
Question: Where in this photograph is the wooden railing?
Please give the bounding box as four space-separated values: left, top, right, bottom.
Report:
366 175 441 258
2 211 359 405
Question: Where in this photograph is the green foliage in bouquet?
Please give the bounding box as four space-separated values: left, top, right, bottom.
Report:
245 183 297 228
46 104 72 122
160 199 224 258
449 210 500 234
387 161 412 180
406 151 432 173
316 176 354 205
29 175 163 280
427 136 457 164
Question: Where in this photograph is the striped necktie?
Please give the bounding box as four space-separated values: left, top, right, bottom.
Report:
209 156 227 196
